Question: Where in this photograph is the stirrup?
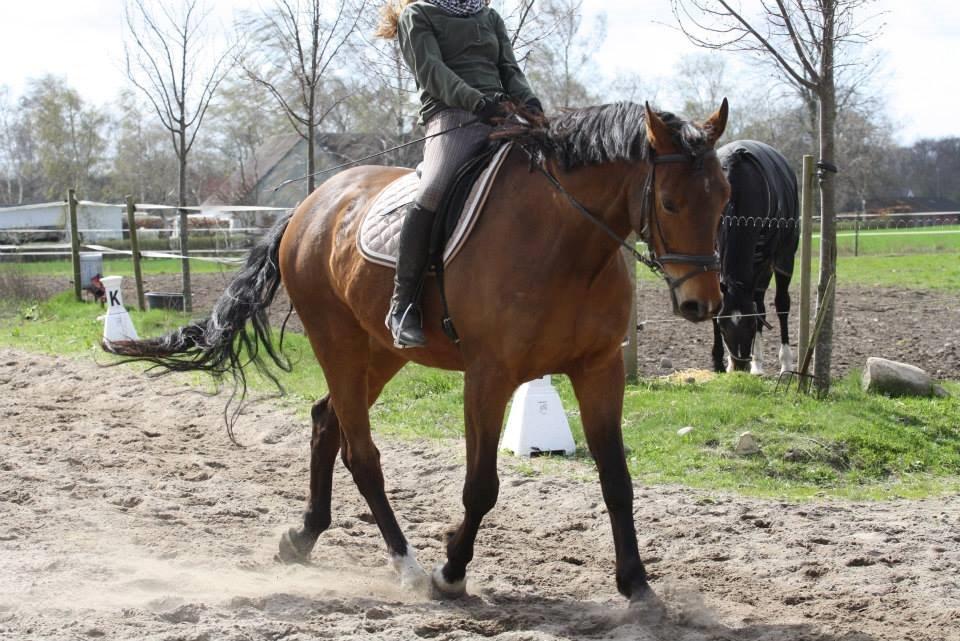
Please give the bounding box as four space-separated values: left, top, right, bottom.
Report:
387 303 425 348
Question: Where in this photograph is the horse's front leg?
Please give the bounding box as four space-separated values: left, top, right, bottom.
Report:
711 317 726 373
569 353 654 605
774 270 794 374
432 366 514 598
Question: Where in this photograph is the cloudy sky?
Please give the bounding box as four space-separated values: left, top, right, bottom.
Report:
1 0 956 143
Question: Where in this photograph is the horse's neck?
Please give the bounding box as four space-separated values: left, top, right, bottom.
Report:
546 160 636 268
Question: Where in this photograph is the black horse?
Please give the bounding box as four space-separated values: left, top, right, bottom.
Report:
712 140 800 374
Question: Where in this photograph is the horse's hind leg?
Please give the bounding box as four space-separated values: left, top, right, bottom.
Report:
278 339 406 565
278 394 341 563
568 353 653 605
432 365 514 598
774 270 793 373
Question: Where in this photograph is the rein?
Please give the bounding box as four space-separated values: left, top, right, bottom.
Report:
522 145 719 305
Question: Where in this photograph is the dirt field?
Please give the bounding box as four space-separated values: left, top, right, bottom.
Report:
99 270 960 381
2 349 959 641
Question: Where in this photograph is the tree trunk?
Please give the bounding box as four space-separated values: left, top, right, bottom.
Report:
178 127 192 314
813 2 837 395
307 115 316 195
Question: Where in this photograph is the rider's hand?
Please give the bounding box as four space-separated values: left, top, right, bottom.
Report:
474 93 508 125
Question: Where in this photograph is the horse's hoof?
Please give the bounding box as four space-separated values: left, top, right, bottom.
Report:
276 527 312 564
391 552 431 597
430 564 466 600
628 585 666 624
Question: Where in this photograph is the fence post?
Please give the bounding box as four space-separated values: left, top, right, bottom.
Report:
797 155 815 366
68 189 82 302
179 207 192 313
622 235 638 384
126 195 146 311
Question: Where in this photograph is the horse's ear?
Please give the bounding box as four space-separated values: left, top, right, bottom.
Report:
644 102 676 155
702 98 729 147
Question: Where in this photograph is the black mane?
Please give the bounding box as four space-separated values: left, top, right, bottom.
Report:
543 102 711 170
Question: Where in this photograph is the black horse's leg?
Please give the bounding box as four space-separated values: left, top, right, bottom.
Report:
569 354 652 603
278 395 341 563
432 366 514 598
711 317 726 373
774 270 793 373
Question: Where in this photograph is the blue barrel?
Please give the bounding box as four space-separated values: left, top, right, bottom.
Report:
78 252 103 289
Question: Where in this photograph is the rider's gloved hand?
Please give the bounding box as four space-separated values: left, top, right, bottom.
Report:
474 93 508 125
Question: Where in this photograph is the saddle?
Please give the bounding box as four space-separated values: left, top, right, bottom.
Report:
358 142 512 268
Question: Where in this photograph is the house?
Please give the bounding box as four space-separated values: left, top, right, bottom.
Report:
0 200 124 243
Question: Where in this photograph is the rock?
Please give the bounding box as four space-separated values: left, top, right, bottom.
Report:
734 431 761 455
659 357 673 370
861 357 946 397
677 426 694 436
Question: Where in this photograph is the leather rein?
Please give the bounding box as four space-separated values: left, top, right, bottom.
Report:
523 145 720 305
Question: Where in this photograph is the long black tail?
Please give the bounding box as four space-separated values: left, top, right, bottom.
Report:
103 212 294 439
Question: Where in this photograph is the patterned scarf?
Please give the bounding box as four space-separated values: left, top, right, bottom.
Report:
424 0 486 17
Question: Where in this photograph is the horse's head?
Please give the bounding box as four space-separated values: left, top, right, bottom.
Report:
716 285 760 372
630 100 730 322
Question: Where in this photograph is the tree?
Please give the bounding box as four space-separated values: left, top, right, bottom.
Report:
238 0 367 195
109 91 179 205
672 0 883 394
124 0 233 312
525 0 606 111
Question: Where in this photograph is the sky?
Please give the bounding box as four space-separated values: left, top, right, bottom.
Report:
0 0 957 144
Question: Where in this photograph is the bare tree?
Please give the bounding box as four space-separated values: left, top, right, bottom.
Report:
239 0 367 195
671 0 882 394
124 0 233 312
526 0 606 111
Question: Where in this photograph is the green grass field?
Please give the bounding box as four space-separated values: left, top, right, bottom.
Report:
829 225 960 255
0 256 236 277
1 292 957 501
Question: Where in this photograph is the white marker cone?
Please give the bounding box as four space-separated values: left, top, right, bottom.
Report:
501 375 575 457
101 275 138 342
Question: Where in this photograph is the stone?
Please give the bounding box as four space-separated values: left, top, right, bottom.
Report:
659 357 673 370
734 431 761 455
677 426 694 436
861 357 946 398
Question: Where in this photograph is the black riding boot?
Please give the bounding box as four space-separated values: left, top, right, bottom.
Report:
387 203 436 347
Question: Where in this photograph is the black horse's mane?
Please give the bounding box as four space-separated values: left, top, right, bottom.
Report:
543 102 711 170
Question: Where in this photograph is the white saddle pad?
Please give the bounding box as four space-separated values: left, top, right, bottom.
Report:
358 143 512 268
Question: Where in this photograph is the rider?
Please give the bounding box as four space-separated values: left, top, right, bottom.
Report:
376 0 543 347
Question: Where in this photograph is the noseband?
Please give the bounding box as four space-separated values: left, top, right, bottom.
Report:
638 150 720 310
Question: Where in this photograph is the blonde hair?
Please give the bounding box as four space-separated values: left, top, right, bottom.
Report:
375 0 417 39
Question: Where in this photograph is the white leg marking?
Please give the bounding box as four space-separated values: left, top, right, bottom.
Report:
431 563 467 598
390 550 430 595
779 343 794 374
725 353 735 373
750 333 764 376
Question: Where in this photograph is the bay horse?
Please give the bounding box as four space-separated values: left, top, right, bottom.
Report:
105 101 730 605
712 140 800 374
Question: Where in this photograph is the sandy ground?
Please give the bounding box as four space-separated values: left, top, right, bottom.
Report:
1 349 959 641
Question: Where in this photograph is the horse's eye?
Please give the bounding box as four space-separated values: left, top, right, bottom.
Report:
661 198 678 214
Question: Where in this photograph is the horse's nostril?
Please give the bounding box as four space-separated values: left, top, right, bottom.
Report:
679 301 707 322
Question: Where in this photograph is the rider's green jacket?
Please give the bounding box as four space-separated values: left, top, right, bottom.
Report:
397 2 537 124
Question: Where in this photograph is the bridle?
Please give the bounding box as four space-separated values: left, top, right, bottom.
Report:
637 150 721 311
523 144 720 313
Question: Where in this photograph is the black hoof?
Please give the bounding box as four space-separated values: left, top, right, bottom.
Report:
276 527 314 564
628 584 665 624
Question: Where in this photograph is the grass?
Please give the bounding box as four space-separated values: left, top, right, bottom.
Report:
635 250 960 292
2 291 958 501
0 257 237 277
829 224 960 256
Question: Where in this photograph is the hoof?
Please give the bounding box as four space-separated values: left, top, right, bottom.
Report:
628 585 666 624
276 527 313 564
431 564 466 600
391 551 431 597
